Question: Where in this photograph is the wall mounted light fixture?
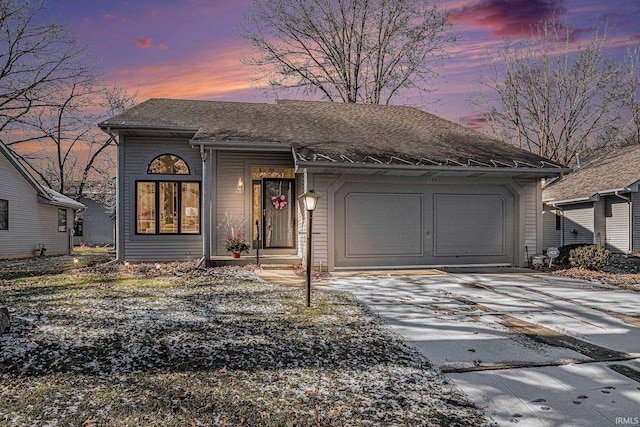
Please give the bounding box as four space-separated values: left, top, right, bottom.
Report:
236 177 244 193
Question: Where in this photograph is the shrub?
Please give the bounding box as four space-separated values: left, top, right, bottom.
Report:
569 245 611 270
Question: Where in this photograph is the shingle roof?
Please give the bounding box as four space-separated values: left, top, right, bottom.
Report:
0 141 85 211
543 144 640 204
101 98 564 170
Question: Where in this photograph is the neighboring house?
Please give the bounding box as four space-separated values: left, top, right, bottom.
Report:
99 98 568 270
0 141 85 259
74 197 115 247
543 144 640 254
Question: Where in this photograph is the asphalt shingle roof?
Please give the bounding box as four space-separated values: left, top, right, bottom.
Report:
101 98 563 169
543 144 640 203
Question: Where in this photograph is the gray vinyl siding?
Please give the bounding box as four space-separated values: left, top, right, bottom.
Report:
0 153 72 258
542 205 561 250
517 179 541 261
562 203 594 246
74 198 114 246
120 136 203 262
214 150 295 256
634 192 640 253
605 196 630 253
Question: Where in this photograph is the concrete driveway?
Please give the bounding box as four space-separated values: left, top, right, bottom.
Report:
329 272 640 426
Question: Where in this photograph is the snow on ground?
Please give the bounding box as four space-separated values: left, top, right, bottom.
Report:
0 264 493 426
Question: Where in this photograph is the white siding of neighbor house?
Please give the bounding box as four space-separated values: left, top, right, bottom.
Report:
542 205 562 250
594 199 606 247
562 203 594 246
0 153 73 258
214 150 295 256
120 136 203 262
605 196 630 253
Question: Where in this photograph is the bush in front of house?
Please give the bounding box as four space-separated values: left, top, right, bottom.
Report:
569 245 611 270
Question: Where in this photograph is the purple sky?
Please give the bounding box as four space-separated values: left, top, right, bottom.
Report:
48 0 640 126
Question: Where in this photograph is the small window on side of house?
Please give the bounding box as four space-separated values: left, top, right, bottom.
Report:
58 208 67 232
0 199 7 230
555 212 561 230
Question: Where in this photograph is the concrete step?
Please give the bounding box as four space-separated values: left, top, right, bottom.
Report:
206 256 301 268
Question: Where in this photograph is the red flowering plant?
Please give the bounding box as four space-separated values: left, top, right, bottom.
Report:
220 210 250 254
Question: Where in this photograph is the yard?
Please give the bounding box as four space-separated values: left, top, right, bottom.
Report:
0 257 491 426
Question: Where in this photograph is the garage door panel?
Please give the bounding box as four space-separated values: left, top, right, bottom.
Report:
434 194 505 256
334 182 515 268
346 193 422 257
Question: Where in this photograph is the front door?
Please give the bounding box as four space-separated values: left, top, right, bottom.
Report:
262 179 295 248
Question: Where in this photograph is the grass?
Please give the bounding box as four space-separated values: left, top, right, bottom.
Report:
0 246 114 280
0 262 491 426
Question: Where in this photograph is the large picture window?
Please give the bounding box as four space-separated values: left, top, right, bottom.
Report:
0 199 7 230
136 181 200 234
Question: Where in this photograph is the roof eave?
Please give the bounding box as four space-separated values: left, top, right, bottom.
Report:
296 160 570 177
545 183 640 206
98 122 200 134
544 195 600 206
189 140 292 152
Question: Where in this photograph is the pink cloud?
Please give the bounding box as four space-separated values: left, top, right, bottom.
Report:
133 38 152 48
103 13 130 24
158 44 168 50
150 10 158 19
460 114 490 130
451 0 566 37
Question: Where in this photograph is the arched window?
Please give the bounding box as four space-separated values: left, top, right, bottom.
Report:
136 153 200 235
147 154 190 174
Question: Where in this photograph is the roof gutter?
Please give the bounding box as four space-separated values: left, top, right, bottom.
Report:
98 122 200 131
189 140 292 152
296 160 571 176
545 194 599 207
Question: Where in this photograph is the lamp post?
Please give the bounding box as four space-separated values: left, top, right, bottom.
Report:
301 189 319 308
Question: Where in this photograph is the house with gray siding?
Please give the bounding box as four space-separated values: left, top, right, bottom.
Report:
100 98 568 270
0 141 85 259
74 197 115 247
543 144 640 254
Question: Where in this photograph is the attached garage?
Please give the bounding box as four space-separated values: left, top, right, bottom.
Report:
103 98 567 268
333 181 516 268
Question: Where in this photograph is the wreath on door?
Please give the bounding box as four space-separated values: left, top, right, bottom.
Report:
271 194 288 209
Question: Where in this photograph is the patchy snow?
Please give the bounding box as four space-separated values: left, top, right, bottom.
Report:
0 264 492 426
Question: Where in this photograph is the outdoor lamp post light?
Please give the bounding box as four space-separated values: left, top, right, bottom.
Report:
301 189 319 308
73 258 79 266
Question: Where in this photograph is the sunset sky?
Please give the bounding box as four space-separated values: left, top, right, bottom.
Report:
47 0 640 126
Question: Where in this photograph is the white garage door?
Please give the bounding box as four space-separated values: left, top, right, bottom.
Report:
334 183 515 268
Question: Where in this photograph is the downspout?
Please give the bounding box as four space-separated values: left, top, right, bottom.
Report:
614 191 632 254
196 145 211 268
112 127 125 262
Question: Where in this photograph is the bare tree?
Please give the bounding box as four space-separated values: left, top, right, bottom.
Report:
0 0 91 132
0 0 137 201
240 0 456 105
473 19 623 165
621 45 640 145
6 81 137 198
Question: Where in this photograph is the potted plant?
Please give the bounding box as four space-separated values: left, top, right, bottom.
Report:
221 210 250 258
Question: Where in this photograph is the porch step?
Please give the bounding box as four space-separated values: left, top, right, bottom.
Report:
206 256 301 268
